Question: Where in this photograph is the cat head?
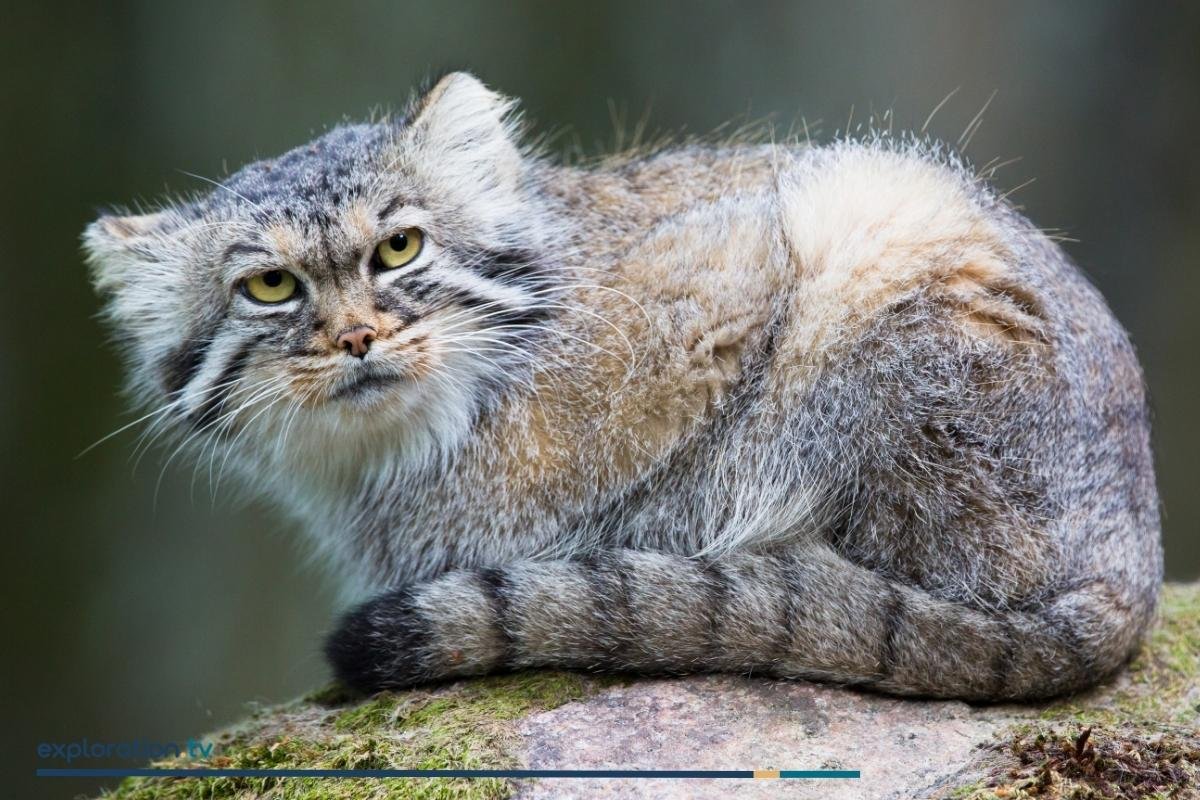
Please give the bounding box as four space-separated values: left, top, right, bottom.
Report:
85 73 558 476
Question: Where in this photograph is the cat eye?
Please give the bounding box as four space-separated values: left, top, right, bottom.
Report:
243 269 298 304
374 228 424 270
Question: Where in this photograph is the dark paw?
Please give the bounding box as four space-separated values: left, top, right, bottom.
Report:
324 587 431 694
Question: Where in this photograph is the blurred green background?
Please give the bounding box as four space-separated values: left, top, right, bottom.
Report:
3 1 1197 797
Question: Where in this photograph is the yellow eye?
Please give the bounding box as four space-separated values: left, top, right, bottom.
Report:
244 270 298 303
375 228 423 269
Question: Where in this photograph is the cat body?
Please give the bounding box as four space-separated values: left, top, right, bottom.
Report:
86 73 1162 701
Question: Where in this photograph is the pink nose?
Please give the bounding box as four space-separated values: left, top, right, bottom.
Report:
336 325 376 359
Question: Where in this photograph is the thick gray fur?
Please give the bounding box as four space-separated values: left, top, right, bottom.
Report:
86 73 1162 701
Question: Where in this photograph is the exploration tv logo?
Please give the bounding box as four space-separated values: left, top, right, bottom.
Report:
37 738 216 764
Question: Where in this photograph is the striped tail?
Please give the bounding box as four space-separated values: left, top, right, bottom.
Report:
325 547 1154 701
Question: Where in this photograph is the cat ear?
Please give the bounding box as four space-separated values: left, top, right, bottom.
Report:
405 73 525 232
83 211 178 293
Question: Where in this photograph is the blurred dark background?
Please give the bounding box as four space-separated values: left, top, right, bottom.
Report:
3 1 1197 797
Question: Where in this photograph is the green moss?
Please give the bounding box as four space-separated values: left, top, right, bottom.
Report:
1142 584 1200 690
332 672 590 736
99 671 595 800
331 694 404 734
948 781 1000 800
303 683 361 707
955 584 1200 799
1039 583 1200 728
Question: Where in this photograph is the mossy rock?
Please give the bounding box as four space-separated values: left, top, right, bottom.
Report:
97 672 601 800
99 584 1200 800
948 582 1200 800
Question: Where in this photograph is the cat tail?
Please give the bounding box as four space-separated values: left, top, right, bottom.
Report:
324 546 1153 701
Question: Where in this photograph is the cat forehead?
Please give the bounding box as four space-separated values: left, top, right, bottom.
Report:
201 122 401 223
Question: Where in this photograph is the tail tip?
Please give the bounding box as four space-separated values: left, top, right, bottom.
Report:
323 587 429 694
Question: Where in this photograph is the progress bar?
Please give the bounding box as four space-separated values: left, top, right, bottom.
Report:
38 767 861 780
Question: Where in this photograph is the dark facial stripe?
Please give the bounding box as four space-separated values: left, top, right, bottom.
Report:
390 265 433 295
190 343 252 429
378 195 410 220
161 346 204 399
447 285 555 333
222 241 272 262
158 303 234 398
473 247 554 293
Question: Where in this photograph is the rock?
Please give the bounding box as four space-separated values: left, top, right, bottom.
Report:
516 676 1015 799
97 583 1200 799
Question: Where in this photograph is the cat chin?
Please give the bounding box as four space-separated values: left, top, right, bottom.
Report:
325 374 412 409
199 344 511 508
234 362 485 483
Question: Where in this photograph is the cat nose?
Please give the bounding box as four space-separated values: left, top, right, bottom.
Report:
336 325 376 359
